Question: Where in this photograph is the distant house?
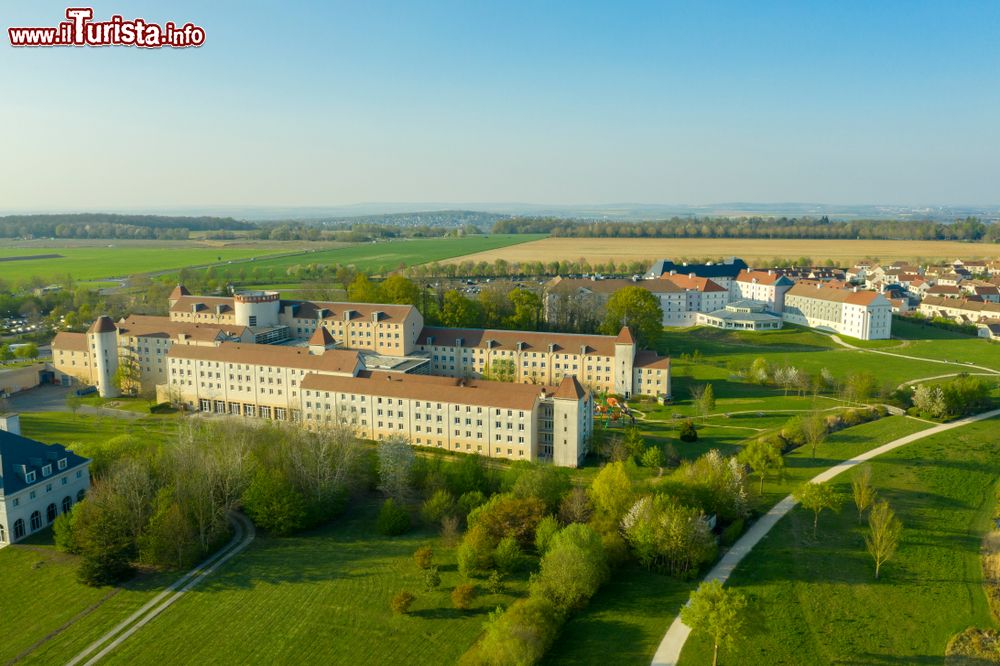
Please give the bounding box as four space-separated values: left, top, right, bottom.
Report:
782 284 892 340
0 415 91 547
978 321 1000 341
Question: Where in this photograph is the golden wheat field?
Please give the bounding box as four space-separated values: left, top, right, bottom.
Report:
448 237 999 266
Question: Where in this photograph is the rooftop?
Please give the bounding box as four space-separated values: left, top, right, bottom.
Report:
0 430 89 496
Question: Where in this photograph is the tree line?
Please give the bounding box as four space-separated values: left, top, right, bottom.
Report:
0 213 253 240
493 215 1000 243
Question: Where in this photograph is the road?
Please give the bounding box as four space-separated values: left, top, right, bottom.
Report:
650 407 1000 666
65 512 255 666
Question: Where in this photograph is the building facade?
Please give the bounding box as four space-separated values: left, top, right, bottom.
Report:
731 270 795 312
0 415 91 547
782 284 892 340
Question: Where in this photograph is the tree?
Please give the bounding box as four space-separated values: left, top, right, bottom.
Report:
494 535 524 573
377 438 416 502
113 353 142 396
380 275 422 306
691 383 716 417
347 273 383 303
534 515 560 554
641 445 664 470
866 500 902 579
413 545 434 570
748 357 769 385
423 565 441 591
483 358 516 383
794 482 841 537
599 286 663 348
66 392 83 418
739 438 784 494
530 524 608 610
242 469 308 535
621 495 717 578
14 342 38 360
801 412 827 459
679 419 698 442
588 461 635 524
0 344 13 362
506 288 542 331
390 590 415 614
421 489 456 524
680 579 748 666
440 290 482 328
851 465 877 522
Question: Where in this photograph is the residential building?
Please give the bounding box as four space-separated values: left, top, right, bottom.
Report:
0 414 90 547
656 273 730 325
731 270 795 312
644 257 748 289
917 296 1000 324
782 284 892 340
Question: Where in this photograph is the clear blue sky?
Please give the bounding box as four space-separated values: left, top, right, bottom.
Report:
2 1 999 210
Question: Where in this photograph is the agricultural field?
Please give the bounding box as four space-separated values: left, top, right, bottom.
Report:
678 418 1000 665
180 234 546 282
0 242 304 283
444 236 1000 267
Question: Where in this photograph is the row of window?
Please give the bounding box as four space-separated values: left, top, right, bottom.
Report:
2 491 85 543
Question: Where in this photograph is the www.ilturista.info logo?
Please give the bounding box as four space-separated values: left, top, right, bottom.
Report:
8 8 205 48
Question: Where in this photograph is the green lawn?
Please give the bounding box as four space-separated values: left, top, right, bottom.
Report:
0 245 290 282
0 530 176 665
679 418 1000 665
547 415 933 665
185 234 546 280
20 412 179 449
99 499 528 665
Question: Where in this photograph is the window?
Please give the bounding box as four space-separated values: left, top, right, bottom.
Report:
47 503 57 524
77 489 86 502
62 496 72 514
25 471 36 483
30 511 42 531
13 519 25 541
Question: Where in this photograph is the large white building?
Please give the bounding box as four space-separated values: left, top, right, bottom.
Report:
783 284 892 340
0 415 91 547
731 270 795 312
54 287 671 468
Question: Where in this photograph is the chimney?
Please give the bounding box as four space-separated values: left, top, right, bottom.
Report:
0 413 21 435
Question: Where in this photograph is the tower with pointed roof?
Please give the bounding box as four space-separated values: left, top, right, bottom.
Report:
168 284 191 308
87 315 120 397
613 326 636 397
308 326 336 355
551 375 591 467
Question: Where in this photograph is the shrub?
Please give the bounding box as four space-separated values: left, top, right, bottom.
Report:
413 545 434 570
534 515 560 554
457 524 494 577
390 590 415 614
493 535 524 574
678 419 698 442
486 570 504 594
52 511 77 554
377 498 411 536
467 494 545 548
424 566 441 591
421 489 456 524
458 490 487 517
641 446 664 468
720 518 745 547
459 596 565 666
531 524 608 610
441 515 461 545
452 583 477 610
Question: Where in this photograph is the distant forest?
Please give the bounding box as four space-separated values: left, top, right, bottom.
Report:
0 213 254 240
492 216 1000 242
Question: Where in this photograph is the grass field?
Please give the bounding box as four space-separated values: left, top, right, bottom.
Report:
185 234 546 280
444 237 1000 266
99 499 528 666
679 417 1000 665
0 244 298 283
547 416 934 665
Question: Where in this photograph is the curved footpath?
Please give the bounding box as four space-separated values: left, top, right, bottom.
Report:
651 407 1000 666
66 512 256 666
829 334 1000 375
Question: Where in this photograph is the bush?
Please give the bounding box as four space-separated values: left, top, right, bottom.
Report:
678 419 698 443
486 570 504 594
534 515 560 554
467 494 545 548
424 566 441 591
148 402 174 414
720 518 745 547
507 464 572 512
421 489 456 524
531 524 608 611
493 535 524 574
413 545 434 570
390 590 415 614
451 583 477 610
459 596 565 666
457 524 494 577
377 498 411 536
441 515 461 545
52 511 77 554
641 446 664 468
458 490 487 517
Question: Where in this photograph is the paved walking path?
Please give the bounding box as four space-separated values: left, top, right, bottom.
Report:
830 335 1000 374
66 512 255 666
650 407 1000 666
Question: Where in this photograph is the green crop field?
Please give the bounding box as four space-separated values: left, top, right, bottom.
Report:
0 245 293 283
186 234 546 281
679 417 1000 665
